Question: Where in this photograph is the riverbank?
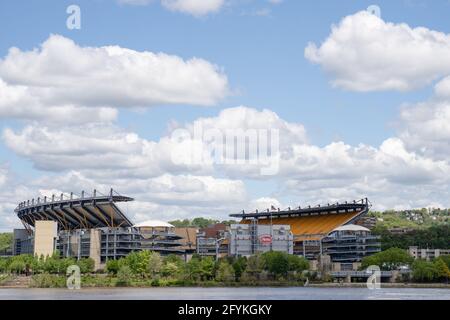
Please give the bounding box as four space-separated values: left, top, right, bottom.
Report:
309 282 450 289
2 274 449 289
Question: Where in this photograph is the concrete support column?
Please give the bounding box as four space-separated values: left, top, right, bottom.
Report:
345 274 351 283
390 270 399 283
89 229 102 271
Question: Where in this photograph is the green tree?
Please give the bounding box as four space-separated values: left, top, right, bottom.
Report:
106 259 120 274
261 251 289 278
199 257 215 281
0 233 12 251
0 258 8 273
77 258 95 274
31 255 44 274
231 256 247 280
43 255 62 274
287 255 309 273
438 255 450 269
9 259 26 274
412 260 439 282
168 219 191 227
245 254 264 279
148 252 163 277
161 262 180 278
373 225 450 250
184 256 202 281
123 250 150 277
215 260 235 282
116 265 132 286
434 258 450 281
191 218 218 228
20 254 36 275
164 254 184 266
361 248 413 271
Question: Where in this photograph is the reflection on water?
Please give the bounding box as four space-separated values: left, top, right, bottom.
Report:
0 287 449 300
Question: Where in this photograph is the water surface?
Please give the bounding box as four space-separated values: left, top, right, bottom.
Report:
0 287 449 300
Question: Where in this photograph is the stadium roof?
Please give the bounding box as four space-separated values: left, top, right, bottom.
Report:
134 220 174 228
332 224 370 232
236 199 371 241
230 198 370 219
15 189 134 231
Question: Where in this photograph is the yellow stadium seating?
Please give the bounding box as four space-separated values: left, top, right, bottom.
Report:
241 212 359 242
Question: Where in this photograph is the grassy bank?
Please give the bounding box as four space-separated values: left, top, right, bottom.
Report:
0 274 11 285
309 282 450 289
29 273 307 288
20 274 450 289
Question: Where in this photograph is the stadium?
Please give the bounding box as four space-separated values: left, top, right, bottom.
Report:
13 189 380 271
230 198 381 269
13 189 185 269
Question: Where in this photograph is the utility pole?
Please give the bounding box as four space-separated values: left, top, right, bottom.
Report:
215 238 226 261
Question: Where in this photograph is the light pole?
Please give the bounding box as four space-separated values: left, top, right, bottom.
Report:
215 238 226 261
77 230 85 261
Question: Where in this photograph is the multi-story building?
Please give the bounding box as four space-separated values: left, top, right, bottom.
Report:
230 198 382 267
409 246 450 261
196 223 229 258
228 221 294 256
13 190 185 269
174 227 198 257
321 224 381 265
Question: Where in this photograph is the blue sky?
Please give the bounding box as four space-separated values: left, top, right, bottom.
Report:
1 0 450 230
1 0 445 145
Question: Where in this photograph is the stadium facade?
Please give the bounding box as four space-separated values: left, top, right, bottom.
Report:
228 222 294 256
230 198 380 268
13 189 185 269
12 190 380 271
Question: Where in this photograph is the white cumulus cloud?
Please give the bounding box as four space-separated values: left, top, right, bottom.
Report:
305 11 450 92
0 35 229 123
161 0 225 16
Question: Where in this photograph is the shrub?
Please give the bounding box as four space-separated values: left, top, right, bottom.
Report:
231 256 247 280
434 258 450 281
106 259 120 274
287 255 309 273
77 258 95 274
361 248 413 271
161 262 180 278
123 250 150 277
116 265 132 287
261 251 289 278
9 259 26 274
412 260 439 282
31 273 66 288
199 257 215 281
0 258 9 273
184 257 202 281
148 252 163 277
215 261 235 282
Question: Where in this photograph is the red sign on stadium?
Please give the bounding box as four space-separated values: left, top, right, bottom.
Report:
259 234 273 245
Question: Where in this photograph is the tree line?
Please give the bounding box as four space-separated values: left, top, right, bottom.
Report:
0 250 311 287
361 247 450 283
373 225 450 250
0 253 95 275
105 250 311 286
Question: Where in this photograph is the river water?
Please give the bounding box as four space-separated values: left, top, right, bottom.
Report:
0 287 449 300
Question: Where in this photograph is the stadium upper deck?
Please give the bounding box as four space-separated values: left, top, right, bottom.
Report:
230 198 371 242
15 189 133 231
